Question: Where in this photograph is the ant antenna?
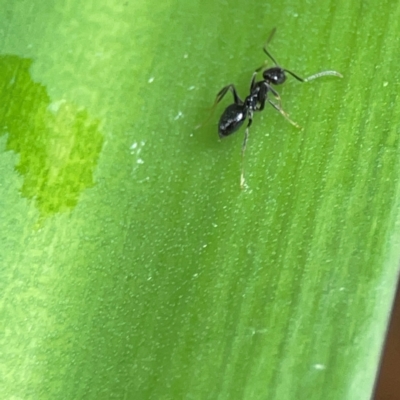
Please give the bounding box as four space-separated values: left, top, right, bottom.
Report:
303 70 343 82
283 69 305 82
263 27 280 66
262 28 343 83
266 27 277 46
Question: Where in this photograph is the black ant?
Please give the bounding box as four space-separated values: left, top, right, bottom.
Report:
210 28 342 188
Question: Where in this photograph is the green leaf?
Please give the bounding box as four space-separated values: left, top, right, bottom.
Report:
1 1 400 399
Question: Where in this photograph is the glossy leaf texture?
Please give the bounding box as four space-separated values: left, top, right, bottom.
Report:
1 1 400 399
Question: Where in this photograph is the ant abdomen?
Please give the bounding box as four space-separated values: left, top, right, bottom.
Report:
218 103 246 138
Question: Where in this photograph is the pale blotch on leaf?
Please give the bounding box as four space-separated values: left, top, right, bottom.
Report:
0 54 103 218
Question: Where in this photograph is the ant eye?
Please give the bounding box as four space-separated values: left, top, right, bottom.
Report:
275 73 286 84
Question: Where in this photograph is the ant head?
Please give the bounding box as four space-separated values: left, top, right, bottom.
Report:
262 67 286 85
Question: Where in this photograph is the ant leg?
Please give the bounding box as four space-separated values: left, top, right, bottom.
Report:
255 60 269 73
267 85 299 128
249 71 258 92
240 114 253 189
215 84 243 105
268 85 283 110
255 82 272 111
195 84 243 129
268 99 301 129
257 98 266 111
